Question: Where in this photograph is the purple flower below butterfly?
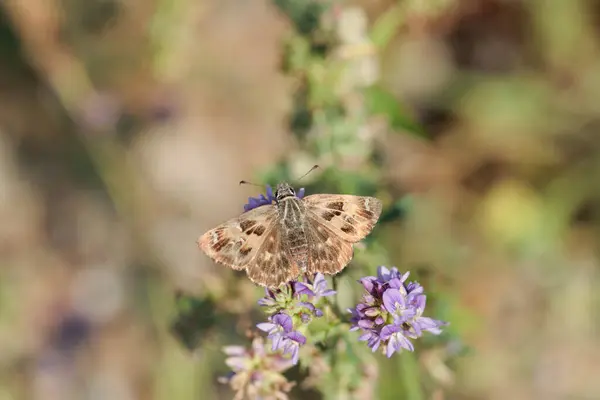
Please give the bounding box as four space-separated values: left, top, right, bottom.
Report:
349 266 448 357
256 313 306 365
294 273 336 299
220 337 295 399
243 185 305 212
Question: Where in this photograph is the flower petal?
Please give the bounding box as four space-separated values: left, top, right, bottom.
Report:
256 322 275 333
406 281 423 294
377 266 391 282
298 301 317 313
397 333 414 352
358 319 374 329
286 331 307 345
386 336 399 358
364 307 380 317
225 356 249 370
294 282 314 297
380 324 401 340
368 335 381 352
223 346 246 356
313 273 326 287
359 277 375 292
399 271 410 282
272 333 281 350
416 317 447 335
290 343 300 365
382 288 405 313
272 313 293 333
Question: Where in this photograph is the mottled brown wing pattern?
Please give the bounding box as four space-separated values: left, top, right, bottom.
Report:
198 189 383 288
197 205 277 271
302 194 383 243
305 215 354 275
246 227 300 287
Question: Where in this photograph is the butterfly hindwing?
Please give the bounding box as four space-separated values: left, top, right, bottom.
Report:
305 213 354 275
246 226 300 287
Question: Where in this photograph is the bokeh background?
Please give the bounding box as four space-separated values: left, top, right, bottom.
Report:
1 0 600 399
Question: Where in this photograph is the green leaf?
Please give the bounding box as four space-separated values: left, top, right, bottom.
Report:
370 3 405 49
170 293 217 351
363 85 425 136
379 197 411 224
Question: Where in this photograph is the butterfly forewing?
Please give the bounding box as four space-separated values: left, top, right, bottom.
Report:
302 194 383 243
197 204 278 270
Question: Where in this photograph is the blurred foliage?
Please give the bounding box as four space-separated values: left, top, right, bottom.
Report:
0 0 600 399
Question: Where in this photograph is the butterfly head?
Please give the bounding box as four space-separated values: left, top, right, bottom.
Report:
274 182 297 202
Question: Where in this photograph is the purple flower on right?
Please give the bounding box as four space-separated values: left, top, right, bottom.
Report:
349 266 448 358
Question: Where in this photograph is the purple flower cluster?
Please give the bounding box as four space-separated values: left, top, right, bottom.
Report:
350 266 447 357
257 274 336 365
220 337 295 400
243 184 305 212
257 314 306 365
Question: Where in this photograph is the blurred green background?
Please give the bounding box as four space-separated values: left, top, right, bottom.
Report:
1 0 600 399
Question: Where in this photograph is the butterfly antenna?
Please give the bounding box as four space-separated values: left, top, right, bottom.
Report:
297 164 320 181
239 180 264 188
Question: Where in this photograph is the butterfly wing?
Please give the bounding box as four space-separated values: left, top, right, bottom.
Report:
304 214 355 275
303 194 382 275
197 205 278 271
302 194 383 242
246 226 300 288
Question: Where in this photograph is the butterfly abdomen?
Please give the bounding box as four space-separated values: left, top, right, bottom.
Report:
278 197 309 271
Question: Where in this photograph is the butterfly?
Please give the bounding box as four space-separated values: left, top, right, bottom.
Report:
197 183 382 288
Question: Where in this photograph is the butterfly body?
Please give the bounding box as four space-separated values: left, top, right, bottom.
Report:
276 187 310 272
198 182 382 288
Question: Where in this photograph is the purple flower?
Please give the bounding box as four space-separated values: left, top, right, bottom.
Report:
358 329 381 352
257 288 278 307
380 324 414 356
280 330 306 365
294 273 336 299
349 266 448 357
255 273 335 365
257 313 293 351
257 313 306 365
243 185 274 212
382 288 416 323
257 273 334 319
220 337 295 399
243 185 306 212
